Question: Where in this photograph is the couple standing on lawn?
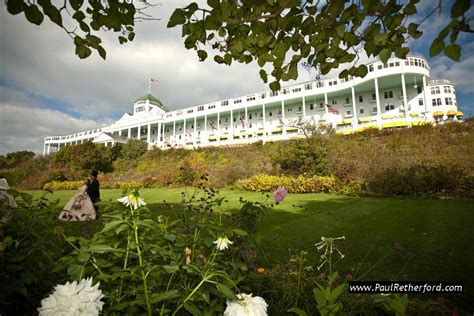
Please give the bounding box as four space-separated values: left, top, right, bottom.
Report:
58 170 101 221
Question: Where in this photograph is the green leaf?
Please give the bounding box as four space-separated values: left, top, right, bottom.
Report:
403 3 417 15
24 4 44 25
101 220 124 233
110 301 131 311
79 21 90 33
88 244 121 253
168 9 187 28
287 307 309 316
183 301 202 315
72 10 85 21
162 265 180 273
197 49 208 61
164 234 176 242
451 0 470 18
69 0 84 11
429 38 445 57
313 287 327 305
128 32 135 41
216 283 238 300
6 0 25 15
374 33 388 46
232 228 248 236
19 193 32 205
118 36 127 44
44 5 62 26
97 46 106 60
354 65 368 77
150 290 180 303
269 81 280 92
444 44 461 61
379 48 391 64
67 264 82 280
329 283 347 303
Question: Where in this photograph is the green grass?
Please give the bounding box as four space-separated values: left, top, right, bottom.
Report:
30 188 474 310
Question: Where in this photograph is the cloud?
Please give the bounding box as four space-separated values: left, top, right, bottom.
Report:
0 87 112 155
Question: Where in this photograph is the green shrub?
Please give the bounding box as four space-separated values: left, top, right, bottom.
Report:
236 174 337 193
43 180 85 190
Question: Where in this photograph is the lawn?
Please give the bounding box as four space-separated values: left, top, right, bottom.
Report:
30 188 474 311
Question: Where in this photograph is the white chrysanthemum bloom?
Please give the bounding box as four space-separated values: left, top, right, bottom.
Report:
224 293 268 316
213 236 233 251
117 190 146 210
38 277 104 316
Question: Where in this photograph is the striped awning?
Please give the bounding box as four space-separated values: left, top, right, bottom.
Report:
456 111 464 117
433 111 444 117
446 110 457 116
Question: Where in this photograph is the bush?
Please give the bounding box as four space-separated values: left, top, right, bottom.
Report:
43 181 85 190
236 174 337 193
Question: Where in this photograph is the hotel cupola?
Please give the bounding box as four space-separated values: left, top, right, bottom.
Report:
133 94 168 115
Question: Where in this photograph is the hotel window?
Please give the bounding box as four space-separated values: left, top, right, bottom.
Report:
378 64 383 69
298 106 302 111
346 110 351 115
384 91 393 99
320 103 324 108
261 93 266 99
371 93 376 101
437 98 442 106
369 65 374 72
221 100 228 106
260 112 263 117
269 112 272 116
432 99 437 106
359 95 363 102
395 61 400 66
346 97 350 104
360 108 364 114
417 86 422 94
418 98 424 106
389 62 394 67
293 88 301 93
332 99 337 105
372 107 377 113
197 106 204 111
191 125 194 129
444 86 451 93
287 107 292 112
247 95 255 102
305 83 312 90
225 117 228 122
187 109 193 113
208 105 216 109
445 98 453 105
249 114 253 119
234 99 242 104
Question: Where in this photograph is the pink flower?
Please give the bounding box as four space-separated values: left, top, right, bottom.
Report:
272 187 288 204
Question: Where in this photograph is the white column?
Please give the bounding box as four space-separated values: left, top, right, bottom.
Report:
47 144 51 155
374 78 382 130
244 106 248 138
146 124 151 144
262 104 266 142
157 122 162 147
137 125 141 140
58 143 61 151
173 121 176 145
43 143 46 156
281 100 286 136
128 128 131 139
324 92 329 123
194 116 197 146
217 112 220 143
119 130 122 136
422 76 429 118
401 74 412 127
302 96 306 117
183 119 186 145
230 110 234 140
204 115 208 143
351 86 358 132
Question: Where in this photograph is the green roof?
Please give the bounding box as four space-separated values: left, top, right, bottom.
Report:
135 94 168 112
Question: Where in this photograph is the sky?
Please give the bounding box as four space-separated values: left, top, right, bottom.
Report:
0 1 473 155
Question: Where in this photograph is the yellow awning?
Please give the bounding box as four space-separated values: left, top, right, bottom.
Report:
433 111 444 117
456 111 463 117
409 112 419 117
446 110 457 116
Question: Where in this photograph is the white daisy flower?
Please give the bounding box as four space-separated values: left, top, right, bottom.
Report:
224 293 268 316
213 236 233 251
117 190 146 210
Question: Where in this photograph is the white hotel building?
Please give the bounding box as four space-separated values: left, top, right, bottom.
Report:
43 55 462 155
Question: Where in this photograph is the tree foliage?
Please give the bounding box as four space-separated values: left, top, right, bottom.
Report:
5 0 154 60
168 0 472 90
4 1 472 90
54 141 112 172
120 139 148 160
0 151 36 168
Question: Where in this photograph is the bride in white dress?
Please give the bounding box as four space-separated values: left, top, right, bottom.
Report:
58 182 96 221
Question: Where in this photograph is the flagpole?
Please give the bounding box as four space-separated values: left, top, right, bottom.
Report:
148 79 151 94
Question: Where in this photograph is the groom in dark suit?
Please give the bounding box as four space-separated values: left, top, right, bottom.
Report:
87 170 101 217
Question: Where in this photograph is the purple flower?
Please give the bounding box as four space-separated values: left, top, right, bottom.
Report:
272 187 288 204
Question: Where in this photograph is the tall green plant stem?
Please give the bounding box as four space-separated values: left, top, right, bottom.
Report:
117 230 132 304
131 207 152 315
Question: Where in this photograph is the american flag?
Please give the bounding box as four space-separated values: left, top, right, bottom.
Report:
150 78 159 84
209 122 217 130
278 115 285 126
239 116 246 126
